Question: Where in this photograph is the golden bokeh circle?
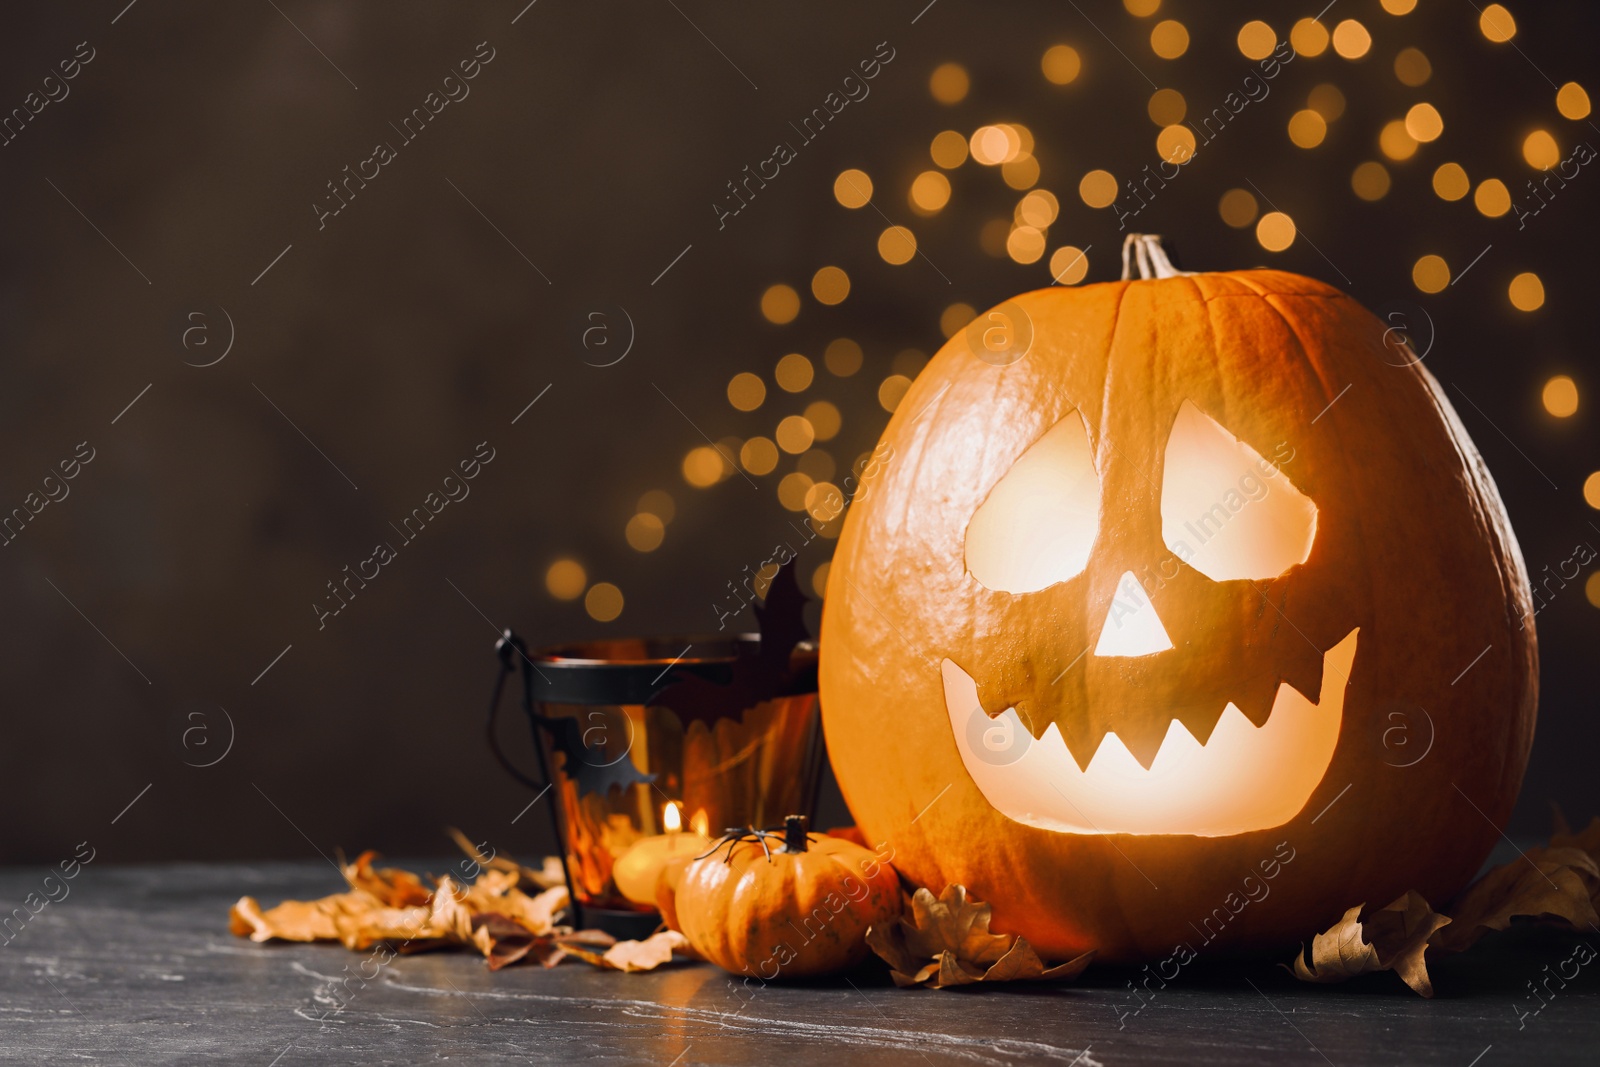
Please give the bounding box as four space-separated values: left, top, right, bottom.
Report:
1309 83 1346 121
1219 188 1258 227
625 512 665 552
878 225 918 265
805 400 842 441
682 446 726 488
824 338 863 377
1351 161 1392 201
878 374 912 413
1405 103 1443 143
545 559 586 600
1582 471 1600 510
1042 44 1083 85
777 471 814 512
911 170 952 214
1049 245 1090 285
931 129 969 168
775 352 814 393
1256 212 1296 252
1557 82 1591 120
1474 179 1511 217
1006 226 1047 265
1332 19 1371 59
1379 119 1418 161
1290 18 1329 57
727 371 766 412
1288 109 1327 149
776 414 816 454
1509 272 1545 312
1147 88 1186 126
1479 4 1516 42
832 169 872 208
584 582 624 623
1237 21 1276 61
740 436 779 475
1523 130 1560 170
760 284 800 324
1158 124 1197 162
811 266 850 305
1079 169 1118 208
1150 19 1190 59
929 62 969 105
940 303 976 338
1412 255 1450 294
1542 375 1577 417
1432 162 1470 201
1394 47 1431 87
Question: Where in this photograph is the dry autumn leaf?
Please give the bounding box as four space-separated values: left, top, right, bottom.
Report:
1430 846 1600 954
1289 891 1451 997
865 885 1093 989
562 929 691 973
1289 818 1600 997
229 844 684 974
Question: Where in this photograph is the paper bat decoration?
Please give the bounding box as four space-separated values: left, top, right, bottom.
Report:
649 557 812 729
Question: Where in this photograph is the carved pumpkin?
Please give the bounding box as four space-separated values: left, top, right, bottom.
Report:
668 816 901 979
819 235 1537 963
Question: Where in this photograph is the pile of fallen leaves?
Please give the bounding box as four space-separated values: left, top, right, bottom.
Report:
866 885 1094 989
1290 815 1600 997
229 843 685 973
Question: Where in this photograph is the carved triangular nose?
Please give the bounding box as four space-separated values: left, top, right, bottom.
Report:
1094 571 1174 657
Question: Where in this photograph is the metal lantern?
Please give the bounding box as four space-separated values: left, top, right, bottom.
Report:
486 565 822 937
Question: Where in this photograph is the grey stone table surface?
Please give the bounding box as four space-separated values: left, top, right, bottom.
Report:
0 857 1595 1066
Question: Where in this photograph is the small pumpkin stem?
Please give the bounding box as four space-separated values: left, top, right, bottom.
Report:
783 814 809 854
1120 234 1193 281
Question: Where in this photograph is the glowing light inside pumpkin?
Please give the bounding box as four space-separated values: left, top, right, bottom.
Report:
1160 402 1318 582
965 410 1100 593
942 630 1358 836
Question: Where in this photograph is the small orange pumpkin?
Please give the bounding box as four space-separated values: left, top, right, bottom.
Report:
667 815 901 979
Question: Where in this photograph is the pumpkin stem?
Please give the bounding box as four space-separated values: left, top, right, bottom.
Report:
783 814 810 854
1120 234 1192 281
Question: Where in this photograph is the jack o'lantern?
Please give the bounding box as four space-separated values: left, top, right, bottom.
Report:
819 235 1537 964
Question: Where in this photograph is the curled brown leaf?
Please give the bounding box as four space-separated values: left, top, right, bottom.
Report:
1289 891 1450 997
866 885 1093 990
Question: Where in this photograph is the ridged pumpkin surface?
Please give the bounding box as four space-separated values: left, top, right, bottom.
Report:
819 268 1536 963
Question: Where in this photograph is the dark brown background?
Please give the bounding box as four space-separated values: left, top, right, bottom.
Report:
0 0 1593 865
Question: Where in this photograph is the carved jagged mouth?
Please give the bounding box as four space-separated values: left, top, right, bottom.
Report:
941 629 1358 837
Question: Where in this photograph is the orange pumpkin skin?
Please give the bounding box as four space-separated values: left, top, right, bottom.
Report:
819 265 1537 964
672 823 902 979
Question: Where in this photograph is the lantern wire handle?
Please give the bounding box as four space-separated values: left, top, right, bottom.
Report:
1121 234 1193 280
486 628 583 929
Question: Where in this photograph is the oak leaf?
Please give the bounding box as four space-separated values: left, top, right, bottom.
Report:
1288 891 1450 997
865 885 1093 989
1429 846 1600 954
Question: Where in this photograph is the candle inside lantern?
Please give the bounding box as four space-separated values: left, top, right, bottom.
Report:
612 801 713 906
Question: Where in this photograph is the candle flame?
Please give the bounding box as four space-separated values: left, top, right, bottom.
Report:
662 800 682 833
690 808 710 838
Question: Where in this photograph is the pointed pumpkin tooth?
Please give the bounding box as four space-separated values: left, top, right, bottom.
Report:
1010 699 1051 742
1172 697 1228 748
1280 640 1326 705
1230 671 1280 728
1056 714 1106 773
1112 711 1171 771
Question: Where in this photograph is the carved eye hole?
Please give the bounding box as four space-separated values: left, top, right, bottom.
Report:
966 410 1101 593
1159 401 1317 582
